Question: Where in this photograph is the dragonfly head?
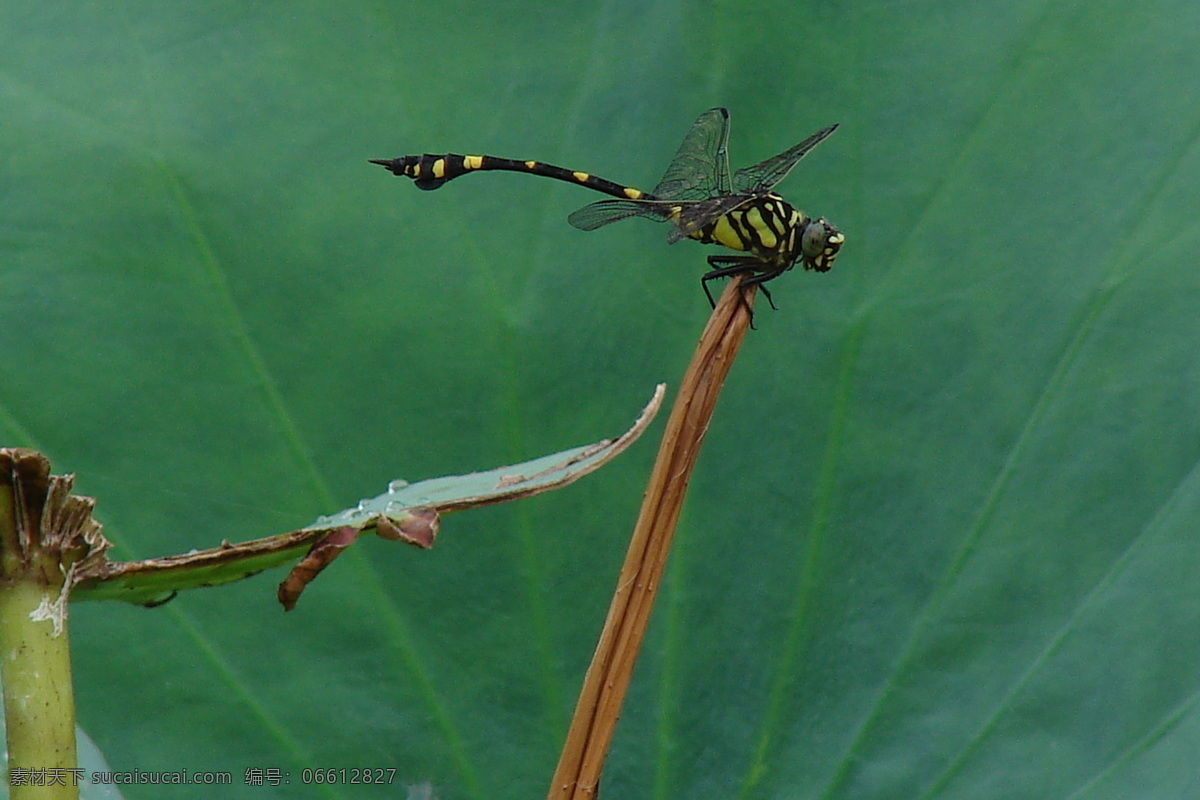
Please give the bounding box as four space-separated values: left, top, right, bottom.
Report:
799 217 843 272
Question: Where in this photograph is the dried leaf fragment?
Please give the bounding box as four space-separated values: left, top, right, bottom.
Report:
375 507 438 549
277 526 358 611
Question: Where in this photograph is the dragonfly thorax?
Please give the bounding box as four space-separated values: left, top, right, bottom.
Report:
688 193 842 273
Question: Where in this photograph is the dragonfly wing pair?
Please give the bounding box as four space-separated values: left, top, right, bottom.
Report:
566 110 838 247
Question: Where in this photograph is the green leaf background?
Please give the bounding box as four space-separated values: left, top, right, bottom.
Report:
4 1 1199 798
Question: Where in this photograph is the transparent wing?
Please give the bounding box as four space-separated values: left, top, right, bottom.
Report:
650 108 732 201
731 123 838 194
665 194 755 243
567 198 678 231
568 193 755 245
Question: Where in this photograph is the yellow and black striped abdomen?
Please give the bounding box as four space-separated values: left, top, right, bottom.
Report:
370 153 650 202
688 193 805 268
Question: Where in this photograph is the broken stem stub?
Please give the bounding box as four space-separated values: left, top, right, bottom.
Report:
0 448 109 799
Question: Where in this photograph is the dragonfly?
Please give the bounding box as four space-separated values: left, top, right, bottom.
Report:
371 108 843 311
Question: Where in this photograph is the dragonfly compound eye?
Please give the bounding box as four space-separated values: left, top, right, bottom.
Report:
801 218 843 272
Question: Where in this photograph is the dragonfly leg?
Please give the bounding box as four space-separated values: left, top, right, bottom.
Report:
703 256 772 323
741 266 789 311
702 256 758 306
758 281 776 310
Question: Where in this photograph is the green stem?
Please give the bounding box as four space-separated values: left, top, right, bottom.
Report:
0 570 79 799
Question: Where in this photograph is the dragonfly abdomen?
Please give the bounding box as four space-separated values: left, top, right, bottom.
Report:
370 153 651 202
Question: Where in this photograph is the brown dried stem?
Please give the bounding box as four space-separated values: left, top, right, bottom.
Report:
548 276 756 800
